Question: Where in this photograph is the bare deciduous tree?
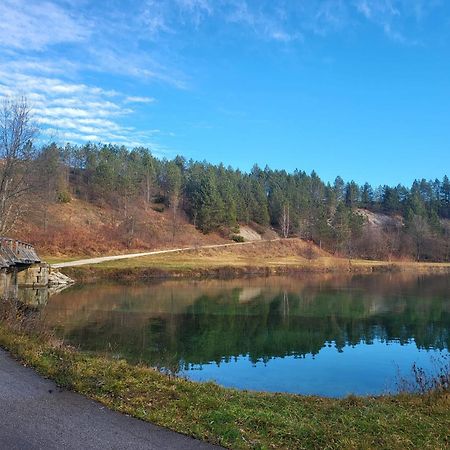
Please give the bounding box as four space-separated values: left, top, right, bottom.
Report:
0 98 37 234
408 214 430 261
280 203 290 238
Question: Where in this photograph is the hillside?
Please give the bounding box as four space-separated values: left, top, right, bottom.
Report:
2 142 448 261
14 198 228 257
3 136 447 262
11 196 449 265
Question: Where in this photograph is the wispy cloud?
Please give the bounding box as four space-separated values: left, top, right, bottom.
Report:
176 0 213 26
85 47 188 89
137 0 441 45
0 59 161 150
0 0 182 151
353 0 439 44
0 0 90 50
0 0 445 152
125 96 156 104
137 0 363 44
0 1 188 88
225 1 301 43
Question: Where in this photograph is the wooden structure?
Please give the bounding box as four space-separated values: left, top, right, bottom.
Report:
1 238 47 299
0 238 41 269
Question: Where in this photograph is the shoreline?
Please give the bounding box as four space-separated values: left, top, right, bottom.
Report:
0 322 448 450
2 256 450 449
45 238 450 283
60 260 450 283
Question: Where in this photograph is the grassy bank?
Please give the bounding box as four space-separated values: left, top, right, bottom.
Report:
0 317 449 449
58 240 450 282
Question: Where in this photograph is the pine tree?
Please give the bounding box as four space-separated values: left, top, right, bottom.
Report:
360 182 373 208
345 181 360 209
333 176 345 203
440 175 450 218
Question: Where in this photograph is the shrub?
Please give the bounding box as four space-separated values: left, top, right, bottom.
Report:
397 355 450 395
57 191 72 203
231 234 244 243
152 194 165 204
152 204 165 213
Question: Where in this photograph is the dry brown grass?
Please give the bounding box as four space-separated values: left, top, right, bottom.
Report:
61 239 450 282
13 198 227 256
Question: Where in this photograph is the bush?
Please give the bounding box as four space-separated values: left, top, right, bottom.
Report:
152 194 165 204
397 355 450 395
231 234 244 243
57 191 72 203
152 204 165 213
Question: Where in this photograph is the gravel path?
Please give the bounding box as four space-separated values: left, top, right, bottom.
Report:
52 240 276 268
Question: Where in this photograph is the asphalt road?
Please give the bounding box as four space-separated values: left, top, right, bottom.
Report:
0 349 221 450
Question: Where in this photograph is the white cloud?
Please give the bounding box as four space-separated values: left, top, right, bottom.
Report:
356 0 373 19
137 0 442 45
225 1 301 43
0 2 188 88
176 0 213 25
140 0 301 43
141 0 175 37
295 2 347 39
0 0 445 152
0 59 161 149
353 0 430 44
85 46 188 89
354 0 400 22
125 96 156 104
142 0 213 35
0 0 90 50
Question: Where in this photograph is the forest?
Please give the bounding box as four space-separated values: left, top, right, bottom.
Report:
19 142 450 261
0 101 448 261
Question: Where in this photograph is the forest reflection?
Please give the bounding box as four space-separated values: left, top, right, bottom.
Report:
42 273 450 374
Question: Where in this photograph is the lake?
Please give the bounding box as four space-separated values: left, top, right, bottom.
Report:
40 273 450 397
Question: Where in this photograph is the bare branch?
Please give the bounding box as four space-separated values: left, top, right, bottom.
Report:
0 98 37 233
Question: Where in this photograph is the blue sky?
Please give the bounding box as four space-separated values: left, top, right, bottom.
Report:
0 0 449 186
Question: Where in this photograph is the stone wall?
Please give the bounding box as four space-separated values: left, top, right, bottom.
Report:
16 264 50 288
0 268 17 298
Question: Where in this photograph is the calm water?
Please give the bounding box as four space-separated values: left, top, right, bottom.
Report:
41 273 450 397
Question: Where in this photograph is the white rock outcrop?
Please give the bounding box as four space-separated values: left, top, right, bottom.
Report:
48 270 75 287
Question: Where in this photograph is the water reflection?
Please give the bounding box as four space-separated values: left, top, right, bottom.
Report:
42 273 450 396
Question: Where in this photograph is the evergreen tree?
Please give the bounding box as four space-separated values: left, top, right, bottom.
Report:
20 139 449 261
345 181 360 209
361 182 373 208
440 175 450 218
333 176 345 203
332 203 351 253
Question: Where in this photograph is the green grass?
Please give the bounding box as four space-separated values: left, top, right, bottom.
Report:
0 323 449 450
61 253 450 284
46 239 450 281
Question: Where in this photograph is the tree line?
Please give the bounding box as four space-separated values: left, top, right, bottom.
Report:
1 100 449 260
32 142 449 260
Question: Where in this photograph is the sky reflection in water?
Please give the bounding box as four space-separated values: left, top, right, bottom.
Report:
43 273 450 397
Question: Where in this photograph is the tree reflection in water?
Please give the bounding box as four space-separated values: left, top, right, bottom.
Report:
41 274 449 368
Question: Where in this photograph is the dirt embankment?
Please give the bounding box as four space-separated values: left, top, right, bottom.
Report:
14 198 228 257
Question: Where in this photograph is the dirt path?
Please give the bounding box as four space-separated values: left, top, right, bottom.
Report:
51 240 278 268
0 348 220 450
